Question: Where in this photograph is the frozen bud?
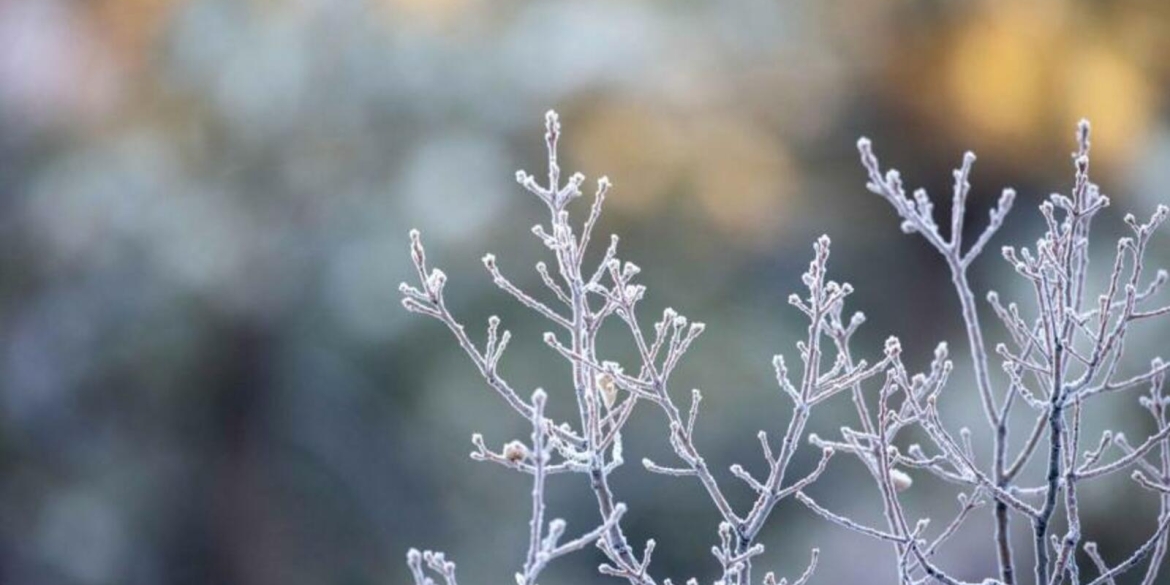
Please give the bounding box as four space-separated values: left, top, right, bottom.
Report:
850 311 866 327
595 372 617 409
409 229 425 261
884 336 902 356
934 342 949 360
503 441 529 463
1052 194 1075 211
890 468 913 492
482 254 497 269
428 269 447 291
999 188 1016 205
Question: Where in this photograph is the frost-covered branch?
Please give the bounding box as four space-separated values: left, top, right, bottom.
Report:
401 111 893 585
402 111 652 584
399 111 1170 585
846 121 1170 585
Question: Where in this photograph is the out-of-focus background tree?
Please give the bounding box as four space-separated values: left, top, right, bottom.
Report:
2 0 1170 583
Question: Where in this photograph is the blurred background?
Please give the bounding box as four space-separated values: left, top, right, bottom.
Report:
2 0 1170 583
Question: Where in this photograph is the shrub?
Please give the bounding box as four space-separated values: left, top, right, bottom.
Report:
399 112 1170 585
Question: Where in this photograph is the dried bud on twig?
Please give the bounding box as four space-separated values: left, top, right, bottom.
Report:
503 440 528 463
890 468 913 492
596 372 617 409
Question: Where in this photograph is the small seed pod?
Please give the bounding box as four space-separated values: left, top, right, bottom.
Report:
890 468 913 492
596 373 617 409
503 440 528 463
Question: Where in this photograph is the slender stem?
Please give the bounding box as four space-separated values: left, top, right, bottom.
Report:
951 263 1015 585
1034 345 1065 585
524 392 548 584
562 216 647 582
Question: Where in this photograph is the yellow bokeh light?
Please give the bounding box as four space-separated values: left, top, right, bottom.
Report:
691 115 794 243
378 0 476 30
568 101 797 244
568 102 690 214
1060 43 1152 166
945 6 1057 148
